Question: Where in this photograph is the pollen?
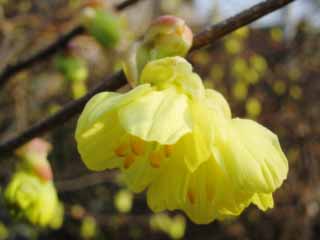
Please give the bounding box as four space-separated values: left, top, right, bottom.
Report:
187 190 196 205
124 155 136 169
130 137 145 156
149 150 164 168
163 145 173 157
114 142 129 157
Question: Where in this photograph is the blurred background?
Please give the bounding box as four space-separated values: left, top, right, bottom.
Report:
0 0 319 239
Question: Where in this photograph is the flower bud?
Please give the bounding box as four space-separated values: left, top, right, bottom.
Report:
15 138 53 181
145 15 193 59
82 7 121 48
123 15 193 85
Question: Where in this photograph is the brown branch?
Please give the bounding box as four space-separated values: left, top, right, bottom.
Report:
56 171 117 192
191 0 295 51
0 0 295 154
0 0 143 88
116 0 142 11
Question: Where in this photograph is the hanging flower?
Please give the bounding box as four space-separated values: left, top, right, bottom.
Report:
76 56 288 223
5 139 64 228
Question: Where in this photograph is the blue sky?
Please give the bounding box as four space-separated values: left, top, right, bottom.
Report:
194 0 320 28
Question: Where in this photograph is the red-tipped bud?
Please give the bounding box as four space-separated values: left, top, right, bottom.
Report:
144 15 193 58
149 15 193 48
34 162 53 182
123 15 194 85
15 138 53 182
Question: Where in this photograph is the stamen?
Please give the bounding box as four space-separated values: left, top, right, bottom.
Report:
206 185 214 201
124 155 135 169
149 150 163 168
130 137 145 156
163 145 173 158
187 190 195 205
114 142 129 157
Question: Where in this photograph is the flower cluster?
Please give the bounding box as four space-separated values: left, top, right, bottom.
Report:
76 56 288 224
5 139 64 228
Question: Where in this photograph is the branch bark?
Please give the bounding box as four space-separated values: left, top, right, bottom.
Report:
0 0 295 154
191 0 295 51
0 0 143 88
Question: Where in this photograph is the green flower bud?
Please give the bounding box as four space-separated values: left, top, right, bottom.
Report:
5 172 64 228
144 15 193 59
82 8 121 48
123 15 193 85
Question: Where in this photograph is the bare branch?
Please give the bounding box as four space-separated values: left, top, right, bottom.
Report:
0 0 295 154
191 0 295 51
56 171 117 192
0 0 144 88
116 0 142 11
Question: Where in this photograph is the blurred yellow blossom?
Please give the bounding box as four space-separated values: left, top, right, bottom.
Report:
224 38 243 55
232 81 248 101
5 172 64 228
150 213 186 239
290 85 302 99
114 189 133 213
273 80 287 95
5 139 64 228
246 97 262 118
270 28 283 42
233 27 250 39
81 216 97 239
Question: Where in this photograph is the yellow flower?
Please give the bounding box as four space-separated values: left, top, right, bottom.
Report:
5 172 64 228
76 56 288 224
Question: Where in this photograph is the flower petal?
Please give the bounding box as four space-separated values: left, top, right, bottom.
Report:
140 57 204 98
212 118 288 193
121 142 166 193
204 89 231 119
175 101 215 171
76 85 152 171
147 147 190 212
118 87 192 145
182 159 252 224
252 193 274 211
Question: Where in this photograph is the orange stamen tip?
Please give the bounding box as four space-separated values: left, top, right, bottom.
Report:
187 190 196 205
207 189 214 201
163 145 173 158
149 151 163 168
115 143 129 157
130 137 145 156
124 155 135 169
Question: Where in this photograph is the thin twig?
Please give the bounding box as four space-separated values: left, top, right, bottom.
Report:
56 171 117 192
116 0 142 11
0 0 295 154
0 0 144 88
191 0 295 51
